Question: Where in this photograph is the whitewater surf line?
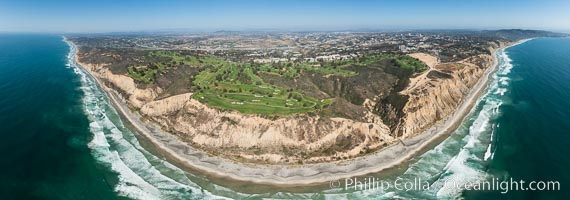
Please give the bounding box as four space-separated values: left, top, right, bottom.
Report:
318 39 533 199
72 37 515 186
64 37 235 199
432 41 530 198
425 40 530 198
66 42 515 187
64 35 532 199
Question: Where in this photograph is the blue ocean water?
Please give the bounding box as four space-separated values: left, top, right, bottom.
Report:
1 35 569 199
0 34 118 199
338 38 570 199
464 38 570 199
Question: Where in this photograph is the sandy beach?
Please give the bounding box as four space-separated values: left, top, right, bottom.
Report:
67 38 522 186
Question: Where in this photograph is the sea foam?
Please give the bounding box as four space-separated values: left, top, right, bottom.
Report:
63 38 233 200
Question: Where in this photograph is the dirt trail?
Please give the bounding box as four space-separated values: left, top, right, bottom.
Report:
401 53 439 94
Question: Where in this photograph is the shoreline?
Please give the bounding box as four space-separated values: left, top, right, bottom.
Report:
65 37 526 186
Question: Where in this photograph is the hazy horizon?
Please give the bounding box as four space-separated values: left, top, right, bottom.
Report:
1 28 570 35
1 0 570 33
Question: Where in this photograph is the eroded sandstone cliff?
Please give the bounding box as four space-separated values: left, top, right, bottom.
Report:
77 51 394 164
397 59 488 137
76 43 500 164
378 43 503 138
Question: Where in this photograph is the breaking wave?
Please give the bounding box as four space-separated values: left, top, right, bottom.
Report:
63 36 529 199
321 45 521 199
429 48 516 198
64 38 238 199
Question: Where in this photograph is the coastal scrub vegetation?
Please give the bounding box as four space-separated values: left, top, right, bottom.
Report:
140 50 427 115
83 47 428 116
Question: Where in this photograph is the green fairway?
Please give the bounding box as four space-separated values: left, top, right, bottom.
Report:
130 50 427 115
192 62 333 114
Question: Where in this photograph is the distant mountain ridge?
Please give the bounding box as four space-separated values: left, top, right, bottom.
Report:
484 29 569 41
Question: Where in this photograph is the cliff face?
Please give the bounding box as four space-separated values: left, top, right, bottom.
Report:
397 59 488 137
77 52 393 164
141 94 393 163
77 45 498 164
81 62 160 107
377 48 498 138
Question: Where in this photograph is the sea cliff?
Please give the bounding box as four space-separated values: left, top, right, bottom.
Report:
73 40 507 165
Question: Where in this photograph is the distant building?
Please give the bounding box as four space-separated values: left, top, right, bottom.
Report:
399 45 407 53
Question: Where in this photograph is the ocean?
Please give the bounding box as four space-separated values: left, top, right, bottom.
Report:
0 34 118 199
464 38 570 199
0 35 568 199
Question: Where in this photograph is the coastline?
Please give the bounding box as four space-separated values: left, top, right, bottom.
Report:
65 37 528 186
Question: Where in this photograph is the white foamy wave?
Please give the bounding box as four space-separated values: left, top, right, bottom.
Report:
483 125 496 161
72 61 162 199
323 44 522 199
494 102 503 114
63 38 234 200
494 88 507 96
501 63 513 75
432 44 523 197
434 96 503 197
435 151 485 197
499 77 510 86
498 50 516 75
88 122 110 148
110 151 162 199
483 124 495 161
483 144 492 161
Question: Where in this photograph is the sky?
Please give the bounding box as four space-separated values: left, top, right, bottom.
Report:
1 0 569 33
